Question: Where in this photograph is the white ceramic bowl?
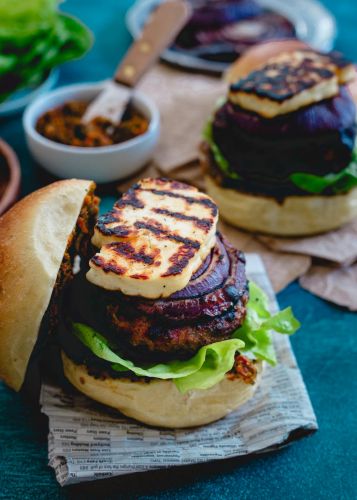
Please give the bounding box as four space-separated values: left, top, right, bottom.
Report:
23 81 160 183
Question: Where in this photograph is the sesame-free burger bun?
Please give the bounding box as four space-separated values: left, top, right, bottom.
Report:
224 39 309 83
62 351 263 428
0 179 95 391
205 175 357 236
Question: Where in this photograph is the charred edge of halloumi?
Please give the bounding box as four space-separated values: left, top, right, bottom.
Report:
228 49 355 118
86 178 219 298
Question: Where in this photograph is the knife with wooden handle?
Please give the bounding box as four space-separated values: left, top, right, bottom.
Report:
83 0 191 123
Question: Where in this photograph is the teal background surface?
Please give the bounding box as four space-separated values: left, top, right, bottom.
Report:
0 1 356 498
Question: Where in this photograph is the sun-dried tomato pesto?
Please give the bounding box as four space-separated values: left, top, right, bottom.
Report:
227 354 257 384
35 100 149 147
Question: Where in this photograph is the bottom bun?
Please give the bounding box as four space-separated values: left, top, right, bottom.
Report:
62 351 263 428
206 175 357 236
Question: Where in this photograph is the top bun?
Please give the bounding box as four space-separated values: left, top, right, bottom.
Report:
0 179 94 391
224 39 310 83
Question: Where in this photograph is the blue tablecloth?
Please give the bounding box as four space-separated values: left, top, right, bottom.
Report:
0 1 356 498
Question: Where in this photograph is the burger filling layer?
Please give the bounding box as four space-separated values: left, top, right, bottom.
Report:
55 180 300 395
58 236 300 394
203 49 357 198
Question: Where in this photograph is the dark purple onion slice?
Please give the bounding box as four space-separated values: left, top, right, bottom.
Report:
130 234 247 322
223 86 356 138
190 251 211 281
170 236 229 300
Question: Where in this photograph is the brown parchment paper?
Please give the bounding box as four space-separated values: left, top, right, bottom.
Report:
138 64 224 179
258 221 357 266
300 263 357 311
219 221 311 293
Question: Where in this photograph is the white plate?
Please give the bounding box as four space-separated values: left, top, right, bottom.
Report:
126 0 336 74
0 69 59 117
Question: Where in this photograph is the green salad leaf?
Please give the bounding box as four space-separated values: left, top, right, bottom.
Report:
203 121 240 180
289 154 357 194
51 14 93 66
73 282 300 393
233 282 300 365
73 323 244 394
0 0 92 102
0 0 57 41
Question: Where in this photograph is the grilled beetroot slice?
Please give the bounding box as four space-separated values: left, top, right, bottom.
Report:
128 234 246 321
223 86 356 138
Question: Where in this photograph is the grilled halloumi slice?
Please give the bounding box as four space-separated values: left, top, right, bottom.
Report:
87 178 218 298
228 49 355 118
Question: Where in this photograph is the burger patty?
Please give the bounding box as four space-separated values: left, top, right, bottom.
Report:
63 234 248 362
210 88 356 197
107 299 245 355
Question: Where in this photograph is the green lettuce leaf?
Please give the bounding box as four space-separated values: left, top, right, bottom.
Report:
0 0 57 41
232 282 300 365
73 323 244 393
290 155 357 194
203 121 240 180
72 282 300 393
0 0 92 102
49 14 93 66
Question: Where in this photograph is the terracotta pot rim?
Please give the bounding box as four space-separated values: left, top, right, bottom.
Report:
0 139 21 215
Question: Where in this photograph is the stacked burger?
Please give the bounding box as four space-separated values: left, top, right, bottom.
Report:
202 42 357 235
0 178 299 428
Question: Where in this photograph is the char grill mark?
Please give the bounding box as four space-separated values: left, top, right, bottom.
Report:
162 245 197 277
133 220 200 249
133 220 200 278
110 242 161 266
116 187 144 209
96 210 129 237
152 208 213 231
90 255 126 276
146 188 218 217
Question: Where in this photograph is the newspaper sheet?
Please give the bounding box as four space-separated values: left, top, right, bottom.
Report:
40 254 318 486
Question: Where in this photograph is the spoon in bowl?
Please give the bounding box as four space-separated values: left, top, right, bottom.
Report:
83 0 191 124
